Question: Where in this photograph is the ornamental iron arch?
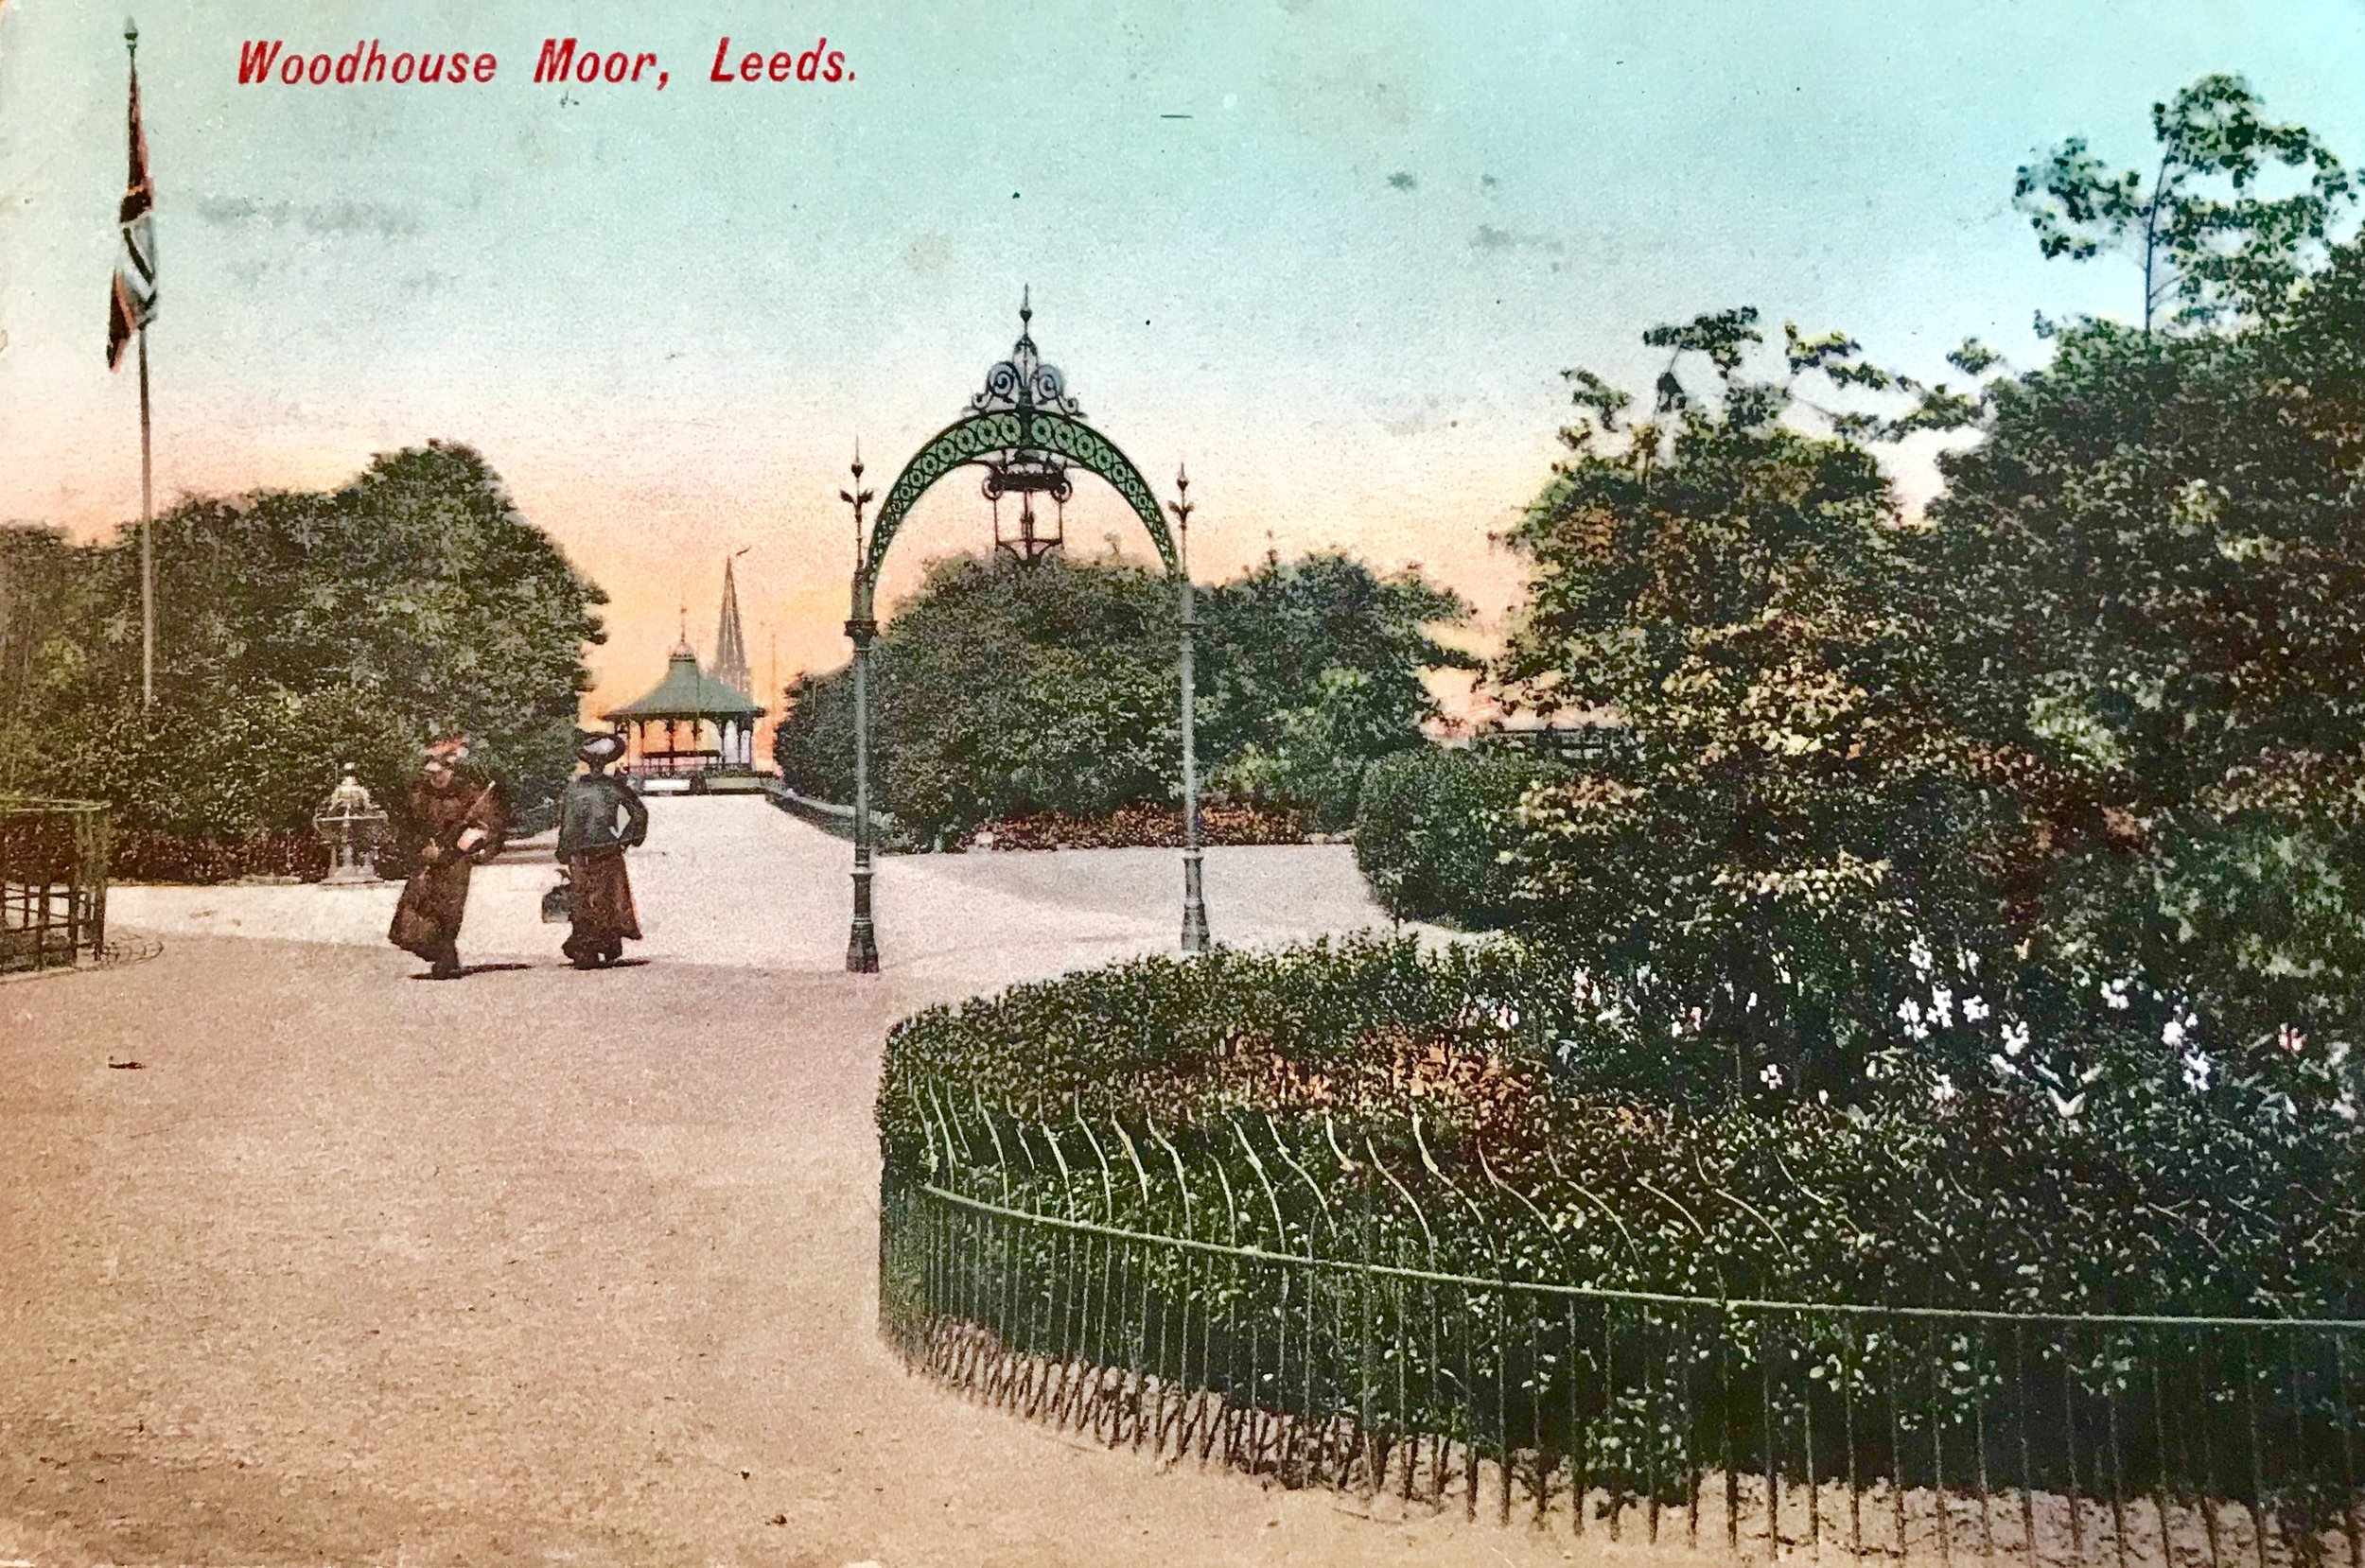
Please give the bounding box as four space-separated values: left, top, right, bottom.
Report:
839 294 1209 972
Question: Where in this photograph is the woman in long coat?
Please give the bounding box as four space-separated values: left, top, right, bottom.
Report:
388 740 508 980
556 732 648 968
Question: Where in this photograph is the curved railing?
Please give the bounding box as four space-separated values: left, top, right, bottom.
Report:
879 1098 2365 1564
0 797 109 973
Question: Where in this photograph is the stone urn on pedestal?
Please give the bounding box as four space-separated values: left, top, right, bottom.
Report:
312 763 388 886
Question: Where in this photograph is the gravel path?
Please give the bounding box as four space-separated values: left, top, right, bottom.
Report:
103 797 1399 991
0 807 1610 1566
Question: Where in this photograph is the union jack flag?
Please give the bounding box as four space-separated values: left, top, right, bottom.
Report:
106 57 155 371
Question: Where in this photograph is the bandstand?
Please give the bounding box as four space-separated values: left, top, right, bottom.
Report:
603 632 766 783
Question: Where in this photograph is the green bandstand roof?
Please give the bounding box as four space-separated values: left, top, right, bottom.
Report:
604 641 764 722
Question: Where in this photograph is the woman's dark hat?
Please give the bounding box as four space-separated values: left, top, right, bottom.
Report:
578 731 627 765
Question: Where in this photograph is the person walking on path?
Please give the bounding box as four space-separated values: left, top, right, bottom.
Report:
556 731 647 969
389 739 507 980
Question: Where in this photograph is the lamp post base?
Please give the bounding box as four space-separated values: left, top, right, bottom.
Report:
847 865 881 973
1181 847 1209 953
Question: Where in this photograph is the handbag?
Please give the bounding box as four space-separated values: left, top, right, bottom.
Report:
541 872 576 924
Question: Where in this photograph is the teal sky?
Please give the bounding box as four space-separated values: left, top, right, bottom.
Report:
5 0 2364 716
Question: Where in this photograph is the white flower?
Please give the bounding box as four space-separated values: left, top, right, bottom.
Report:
2181 1049 2214 1093
2162 1018 2186 1049
2101 978 2130 1011
1908 935 1935 976
1962 995 1989 1024
2001 1020 2030 1057
2336 1089 2358 1124
1898 997 1923 1026
1964 950 1981 976
1930 987 1955 1029
1932 1073 1959 1106
1988 1052 2021 1079
1816 1089 1830 1106
1760 1063 1784 1090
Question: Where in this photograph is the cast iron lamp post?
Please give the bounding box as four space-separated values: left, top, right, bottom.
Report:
842 448 880 973
1170 465 1209 953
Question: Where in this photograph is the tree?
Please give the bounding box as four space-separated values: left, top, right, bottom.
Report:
0 527 98 795
2015 74 2354 333
6 443 606 857
1492 309 2023 1094
1919 235 2365 1030
774 549 1475 840
777 553 1181 844
1200 551 1477 828
327 444 609 807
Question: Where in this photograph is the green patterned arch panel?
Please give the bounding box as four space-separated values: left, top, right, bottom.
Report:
865 409 1178 581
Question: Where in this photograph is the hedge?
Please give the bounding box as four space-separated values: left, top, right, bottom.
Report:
111 828 331 884
878 932 2365 1321
1352 746 1559 927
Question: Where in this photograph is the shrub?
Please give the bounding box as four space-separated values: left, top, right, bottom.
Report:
1353 745 1557 927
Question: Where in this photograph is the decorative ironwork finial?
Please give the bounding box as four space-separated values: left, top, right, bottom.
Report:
125 18 138 52
971 288 1082 419
1167 463 1196 571
840 444 876 568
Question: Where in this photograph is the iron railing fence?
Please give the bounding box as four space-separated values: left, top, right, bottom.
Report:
879 1097 2365 1565
0 797 108 973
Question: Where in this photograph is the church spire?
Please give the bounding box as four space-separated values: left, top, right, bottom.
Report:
713 550 752 696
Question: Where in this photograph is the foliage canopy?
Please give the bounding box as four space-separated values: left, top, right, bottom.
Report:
774 549 1473 842
0 443 604 861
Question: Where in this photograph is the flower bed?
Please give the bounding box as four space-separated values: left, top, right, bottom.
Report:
880 932 2365 1320
956 801 1309 852
880 933 2365 1546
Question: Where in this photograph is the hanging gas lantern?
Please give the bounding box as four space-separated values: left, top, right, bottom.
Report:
983 447 1073 562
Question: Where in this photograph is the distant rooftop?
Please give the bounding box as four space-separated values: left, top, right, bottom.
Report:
603 645 763 722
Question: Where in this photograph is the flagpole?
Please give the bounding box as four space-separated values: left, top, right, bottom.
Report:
127 20 154 709
138 308 153 710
